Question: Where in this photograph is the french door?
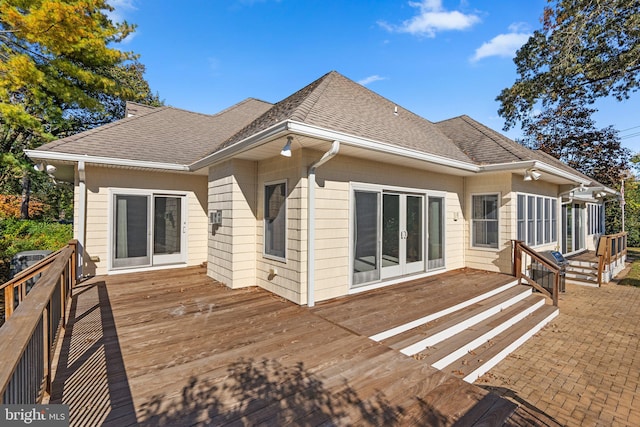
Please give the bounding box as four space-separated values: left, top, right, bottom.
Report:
112 192 187 269
381 193 424 279
352 187 444 288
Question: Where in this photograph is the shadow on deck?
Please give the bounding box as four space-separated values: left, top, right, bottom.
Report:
50 266 560 426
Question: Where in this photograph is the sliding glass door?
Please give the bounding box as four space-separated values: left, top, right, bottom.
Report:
112 192 186 270
353 191 380 286
381 193 424 279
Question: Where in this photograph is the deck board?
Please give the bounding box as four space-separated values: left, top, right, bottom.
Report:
49 266 547 426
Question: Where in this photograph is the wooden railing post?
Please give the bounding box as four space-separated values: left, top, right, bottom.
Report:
512 240 522 284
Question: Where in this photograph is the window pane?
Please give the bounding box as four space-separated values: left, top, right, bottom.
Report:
551 199 558 241
544 198 551 243
536 197 543 245
472 194 498 248
353 191 380 285
154 196 181 255
115 195 148 259
517 195 525 241
265 183 286 258
527 196 535 245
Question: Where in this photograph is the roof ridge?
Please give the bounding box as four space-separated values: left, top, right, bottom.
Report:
211 97 272 118
289 71 336 122
458 115 530 161
42 106 173 150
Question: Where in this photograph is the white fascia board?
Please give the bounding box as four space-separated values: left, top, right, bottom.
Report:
480 160 591 185
287 121 480 173
25 149 190 171
189 121 290 170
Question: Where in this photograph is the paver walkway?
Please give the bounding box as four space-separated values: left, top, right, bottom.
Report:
476 275 640 426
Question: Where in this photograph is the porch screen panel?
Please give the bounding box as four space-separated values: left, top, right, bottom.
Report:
527 196 535 245
114 194 150 268
551 199 558 242
428 196 444 270
353 191 380 286
154 196 182 255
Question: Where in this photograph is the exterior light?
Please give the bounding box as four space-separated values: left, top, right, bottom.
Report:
280 136 293 157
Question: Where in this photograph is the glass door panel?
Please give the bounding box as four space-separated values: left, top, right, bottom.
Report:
382 194 401 277
152 195 186 264
404 195 424 274
113 194 150 268
428 196 445 270
353 191 380 286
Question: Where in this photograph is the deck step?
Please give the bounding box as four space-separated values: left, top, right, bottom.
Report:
412 294 545 365
383 285 532 354
368 279 519 342
442 304 559 383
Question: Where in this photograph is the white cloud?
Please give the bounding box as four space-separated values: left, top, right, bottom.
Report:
358 75 387 86
106 0 137 24
379 0 480 38
471 23 531 62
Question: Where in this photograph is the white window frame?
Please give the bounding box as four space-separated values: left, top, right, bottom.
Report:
107 188 188 272
516 192 559 247
263 179 287 262
471 193 500 250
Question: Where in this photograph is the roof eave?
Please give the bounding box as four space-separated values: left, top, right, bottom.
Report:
25 150 190 172
480 161 592 185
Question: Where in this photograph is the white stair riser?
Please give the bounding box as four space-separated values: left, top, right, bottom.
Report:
369 280 519 342
462 309 559 383
431 298 546 370
400 289 532 356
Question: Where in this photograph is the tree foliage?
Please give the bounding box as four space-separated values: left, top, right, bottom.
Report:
0 0 161 218
519 102 629 187
498 0 640 131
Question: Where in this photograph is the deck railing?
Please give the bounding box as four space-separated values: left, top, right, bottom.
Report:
597 232 628 286
0 240 77 404
512 240 559 306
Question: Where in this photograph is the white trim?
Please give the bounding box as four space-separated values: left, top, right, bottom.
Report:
369 279 520 342
288 121 480 173
107 188 189 272
470 192 500 250
263 179 288 262
25 150 190 171
108 262 190 275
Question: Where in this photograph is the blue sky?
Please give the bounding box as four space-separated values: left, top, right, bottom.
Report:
108 0 640 154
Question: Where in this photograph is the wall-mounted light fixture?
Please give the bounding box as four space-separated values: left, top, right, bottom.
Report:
280 136 294 157
523 169 541 181
34 163 45 172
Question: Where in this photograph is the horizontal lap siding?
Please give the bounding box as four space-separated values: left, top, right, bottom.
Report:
82 166 208 276
256 154 305 304
312 155 464 303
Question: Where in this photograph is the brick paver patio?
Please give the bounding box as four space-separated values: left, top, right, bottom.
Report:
476 271 640 426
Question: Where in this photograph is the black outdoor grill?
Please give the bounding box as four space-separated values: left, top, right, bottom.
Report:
531 250 568 294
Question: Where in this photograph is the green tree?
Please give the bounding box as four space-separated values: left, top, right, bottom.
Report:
498 0 640 131
0 0 161 218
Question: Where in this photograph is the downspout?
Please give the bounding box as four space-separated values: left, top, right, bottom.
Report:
77 161 86 279
307 140 340 307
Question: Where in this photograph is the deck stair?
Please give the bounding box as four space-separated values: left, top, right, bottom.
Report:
371 280 559 383
565 258 600 287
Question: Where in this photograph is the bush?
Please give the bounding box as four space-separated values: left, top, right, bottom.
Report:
0 218 73 283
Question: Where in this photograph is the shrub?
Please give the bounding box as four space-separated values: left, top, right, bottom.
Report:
0 218 73 283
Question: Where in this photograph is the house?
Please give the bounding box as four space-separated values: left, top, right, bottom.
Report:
26 71 617 307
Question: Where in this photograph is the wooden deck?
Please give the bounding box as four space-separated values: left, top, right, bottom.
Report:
49 266 559 426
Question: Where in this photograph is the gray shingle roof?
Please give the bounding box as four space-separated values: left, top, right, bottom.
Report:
32 70 597 185
36 98 273 165
217 71 471 163
436 115 600 184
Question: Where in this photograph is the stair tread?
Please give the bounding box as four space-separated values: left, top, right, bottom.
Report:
382 285 531 350
414 294 545 364
444 305 558 378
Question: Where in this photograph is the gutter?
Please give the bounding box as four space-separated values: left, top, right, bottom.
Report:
77 161 86 279
25 150 190 172
307 140 340 307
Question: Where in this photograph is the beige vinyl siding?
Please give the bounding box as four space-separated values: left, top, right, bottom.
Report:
465 172 513 273
208 159 257 288
311 153 465 302
79 165 208 276
256 153 305 304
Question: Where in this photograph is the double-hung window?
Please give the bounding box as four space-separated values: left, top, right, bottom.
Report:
472 194 499 249
264 181 286 259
